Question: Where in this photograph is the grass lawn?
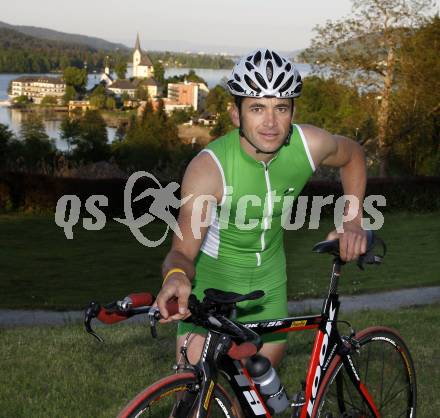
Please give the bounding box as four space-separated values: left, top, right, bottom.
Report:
0 211 439 310
1 304 439 417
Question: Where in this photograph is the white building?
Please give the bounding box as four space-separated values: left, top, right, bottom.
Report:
9 76 66 104
107 78 159 99
132 34 154 79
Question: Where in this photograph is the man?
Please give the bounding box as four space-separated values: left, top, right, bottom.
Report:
155 49 367 367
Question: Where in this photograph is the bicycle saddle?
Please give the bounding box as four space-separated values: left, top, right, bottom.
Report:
312 230 387 269
204 288 265 304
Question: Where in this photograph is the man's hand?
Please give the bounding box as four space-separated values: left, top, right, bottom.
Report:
326 221 367 262
154 273 192 323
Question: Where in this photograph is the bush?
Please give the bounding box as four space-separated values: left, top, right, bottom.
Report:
0 173 438 215
40 95 58 106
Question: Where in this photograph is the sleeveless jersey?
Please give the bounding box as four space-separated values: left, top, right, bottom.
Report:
178 125 315 342
199 124 315 268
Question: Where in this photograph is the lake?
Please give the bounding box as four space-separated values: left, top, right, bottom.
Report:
0 64 312 150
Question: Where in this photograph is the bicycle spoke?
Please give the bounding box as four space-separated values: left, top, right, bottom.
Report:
314 329 416 418
363 340 371 383
380 341 385 407
382 385 408 408
381 367 404 409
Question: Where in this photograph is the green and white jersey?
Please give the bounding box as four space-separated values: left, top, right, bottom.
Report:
198 124 315 268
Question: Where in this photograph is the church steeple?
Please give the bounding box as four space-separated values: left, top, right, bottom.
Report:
134 33 141 52
133 32 153 79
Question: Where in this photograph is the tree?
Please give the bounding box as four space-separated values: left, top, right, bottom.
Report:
388 16 440 175
72 110 110 163
63 66 88 94
210 111 234 138
135 85 149 101
170 108 195 124
105 97 116 110
20 114 55 172
64 85 76 104
115 59 127 79
186 69 207 84
114 100 181 172
20 114 49 143
295 76 375 142
301 0 435 176
60 116 81 151
120 92 130 104
14 95 31 105
153 61 165 85
40 95 58 106
0 123 15 169
89 85 110 109
206 85 232 114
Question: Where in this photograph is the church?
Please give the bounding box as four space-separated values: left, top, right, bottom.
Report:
132 33 154 79
104 34 160 100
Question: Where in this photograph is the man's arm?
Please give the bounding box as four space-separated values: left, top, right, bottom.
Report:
155 151 223 321
300 124 367 261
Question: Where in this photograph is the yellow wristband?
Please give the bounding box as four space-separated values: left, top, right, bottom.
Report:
163 268 187 286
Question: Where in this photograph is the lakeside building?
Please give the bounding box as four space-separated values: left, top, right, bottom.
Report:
167 80 209 111
68 100 95 112
132 34 154 79
9 76 66 104
107 78 160 99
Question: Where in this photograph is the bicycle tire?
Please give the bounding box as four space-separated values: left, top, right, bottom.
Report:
313 326 417 418
117 372 242 418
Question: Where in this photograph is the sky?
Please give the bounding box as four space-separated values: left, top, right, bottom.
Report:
1 0 358 53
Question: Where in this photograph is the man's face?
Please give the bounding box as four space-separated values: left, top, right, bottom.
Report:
233 97 293 154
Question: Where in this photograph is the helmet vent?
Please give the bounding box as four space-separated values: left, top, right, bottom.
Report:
229 81 245 93
264 50 272 60
266 61 274 82
255 72 268 89
285 63 292 72
253 50 262 66
272 52 283 67
245 62 254 72
293 84 302 94
234 73 242 82
279 75 294 93
273 72 285 90
244 74 261 93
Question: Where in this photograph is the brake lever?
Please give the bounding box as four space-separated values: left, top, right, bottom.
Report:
84 301 104 343
148 306 160 338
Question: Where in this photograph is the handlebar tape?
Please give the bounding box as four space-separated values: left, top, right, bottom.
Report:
162 298 180 317
227 341 258 360
97 309 130 324
97 293 154 324
128 293 155 307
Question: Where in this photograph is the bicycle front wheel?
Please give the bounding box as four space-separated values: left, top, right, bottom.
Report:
118 372 242 418
314 326 416 418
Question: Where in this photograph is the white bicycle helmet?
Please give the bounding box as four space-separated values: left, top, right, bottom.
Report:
227 49 302 98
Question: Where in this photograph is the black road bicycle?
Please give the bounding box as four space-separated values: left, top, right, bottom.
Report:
85 232 416 417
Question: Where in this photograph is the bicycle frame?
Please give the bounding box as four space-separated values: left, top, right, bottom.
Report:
190 259 381 418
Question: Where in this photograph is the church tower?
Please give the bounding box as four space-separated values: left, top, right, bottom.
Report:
132 33 153 79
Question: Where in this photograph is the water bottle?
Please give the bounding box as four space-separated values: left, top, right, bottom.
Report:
245 355 289 414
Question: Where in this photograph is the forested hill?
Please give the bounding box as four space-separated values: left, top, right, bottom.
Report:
0 22 235 73
0 20 128 51
0 27 117 73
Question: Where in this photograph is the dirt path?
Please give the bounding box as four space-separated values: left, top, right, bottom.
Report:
0 286 439 327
